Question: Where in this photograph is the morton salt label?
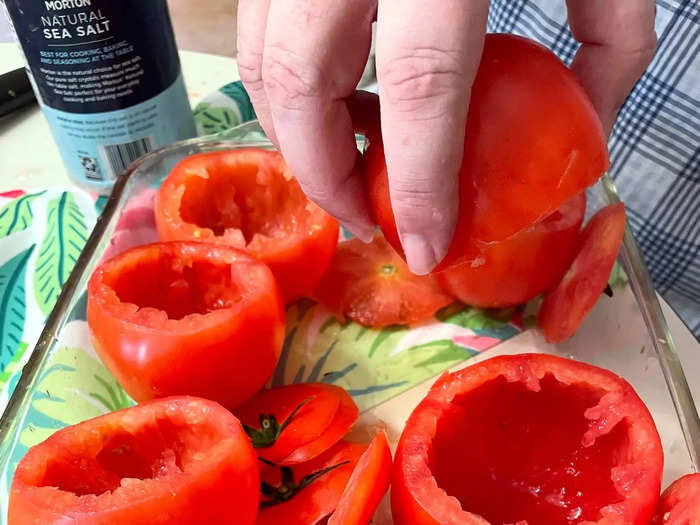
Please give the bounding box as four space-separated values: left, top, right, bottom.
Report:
2 0 196 191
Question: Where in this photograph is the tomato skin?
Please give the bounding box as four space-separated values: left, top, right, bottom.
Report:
328 431 393 525
236 383 359 465
392 354 663 525
314 234 454 327
87 241 285 409
437 192 585 308
256 440 367 525
9 397 259 525
538 202 626 342
652 474 700 524
155 149 339 303
363 34 608 270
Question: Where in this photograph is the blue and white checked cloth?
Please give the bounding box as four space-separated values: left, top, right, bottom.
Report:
487 0 700 337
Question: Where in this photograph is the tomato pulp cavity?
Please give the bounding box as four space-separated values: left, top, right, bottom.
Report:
392 354 663 525
155 149 339 303
9 397 259 525
87 241 285 409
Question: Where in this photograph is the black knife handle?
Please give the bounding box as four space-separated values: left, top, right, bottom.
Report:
0 67 37 118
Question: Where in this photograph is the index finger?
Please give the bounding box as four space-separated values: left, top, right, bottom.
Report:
376 0 488 274
261 0 377 241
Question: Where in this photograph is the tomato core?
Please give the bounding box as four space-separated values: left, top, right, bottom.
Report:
105 250 241 321
380 264 396 275
431 374 625 523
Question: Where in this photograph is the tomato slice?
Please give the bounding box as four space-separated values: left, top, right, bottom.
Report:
155 149 339 303
314 234 454 327
653 474 700 524
256 440 366 525
236 383 359 465
9 397 260 525
87 241 285 409
392 354 663 525
362 34 608 270
437 192 585 308
327 431 392 525
538 202 626 343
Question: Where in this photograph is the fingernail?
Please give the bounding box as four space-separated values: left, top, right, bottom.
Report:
402 233 438 275
342 222 375 243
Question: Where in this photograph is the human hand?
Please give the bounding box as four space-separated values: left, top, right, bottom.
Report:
236 1 655 275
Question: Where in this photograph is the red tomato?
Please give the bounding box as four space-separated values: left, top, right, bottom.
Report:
538 202 626 342
328 431 393 525
9 397 259 525
236 383 359 465
87 241 285 409
437 192 585 308
314 234 454 327
155 149 339 303
362 34 608 270
392 354 663 525
653 474 700 524
256 440 366 525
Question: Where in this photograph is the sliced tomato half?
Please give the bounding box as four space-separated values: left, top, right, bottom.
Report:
236 383 359 465
328 431 393 525
437 192 585 308
538 202 626 342
256 440 366 525
653 474 700 525
87 241 285 409
155 149 339 303
314 234 454 327
392 354 663 525
9 397 259 525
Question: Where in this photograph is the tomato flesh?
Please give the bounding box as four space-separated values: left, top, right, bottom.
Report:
87 242 285 409
363 34 608 270
314 234 454 327
538 203 626 342
9 397 259 525
392 354 663 525
155 149 339 303
236 383 359 465
653 474 700 525
328 431 392 525
437 192 585 308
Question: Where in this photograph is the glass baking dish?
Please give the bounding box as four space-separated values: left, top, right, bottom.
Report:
1 121 698 523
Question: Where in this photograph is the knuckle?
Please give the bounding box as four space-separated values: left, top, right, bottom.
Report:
237 50 264 92
390 180 457 230
262 45 326 111
378 48 466 114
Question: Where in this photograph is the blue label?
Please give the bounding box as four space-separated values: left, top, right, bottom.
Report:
4 0 181 113
42 73 196 188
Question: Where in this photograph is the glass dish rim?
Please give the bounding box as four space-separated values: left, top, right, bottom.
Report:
1 120 698 473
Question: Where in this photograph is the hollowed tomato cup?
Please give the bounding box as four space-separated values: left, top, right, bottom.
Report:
392 354 663 525
87 241 285 409
155 149 339 303
9 397 259 525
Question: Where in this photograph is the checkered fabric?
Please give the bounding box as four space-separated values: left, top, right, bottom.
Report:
488 0 700 336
